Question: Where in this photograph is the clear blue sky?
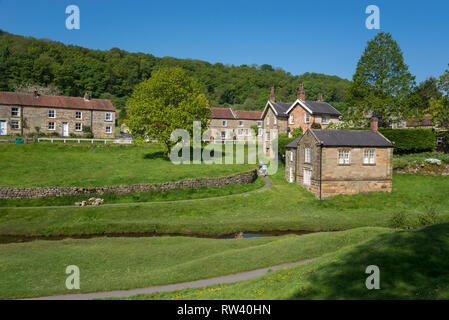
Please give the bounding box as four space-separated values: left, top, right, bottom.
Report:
0 0 448 82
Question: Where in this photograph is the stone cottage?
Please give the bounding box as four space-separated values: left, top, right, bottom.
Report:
208 107 262 141
285 118 393 199
0 90 115 138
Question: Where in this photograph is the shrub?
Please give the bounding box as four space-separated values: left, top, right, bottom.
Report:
389 211 408 229
275 133 295 160
291 127 303 139
69 132 77 138
393 159 409 170
311 122 322 129
379 128 436 154
85 133 94 139
418 206 440 226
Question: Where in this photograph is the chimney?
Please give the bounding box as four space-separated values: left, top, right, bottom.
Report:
370 117 378 131
317 93 323 102
297 83 306 101
84 92 90 101
270 87 275 102
33 88 39 98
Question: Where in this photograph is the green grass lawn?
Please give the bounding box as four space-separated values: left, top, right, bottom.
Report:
134 223 449 300
0 227 390 299
0 143 255 187
1 168 448 236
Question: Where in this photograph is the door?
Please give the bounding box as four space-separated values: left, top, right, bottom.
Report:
0 121 6 135
62 122 69 137
303 168 311 186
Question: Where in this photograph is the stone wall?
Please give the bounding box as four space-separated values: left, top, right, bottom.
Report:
0 170 258 199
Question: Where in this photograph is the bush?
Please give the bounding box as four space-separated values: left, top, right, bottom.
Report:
393 159 409 170
69 133 77 138
379 128 436 154
85 133 94 139
291 127 303 139
311 122 322 129
418 206 440 226
275 133 295 160
390 211 408 229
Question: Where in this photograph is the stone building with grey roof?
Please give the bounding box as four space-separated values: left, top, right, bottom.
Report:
285 117 393 199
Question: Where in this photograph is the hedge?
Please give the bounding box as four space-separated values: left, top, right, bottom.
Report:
379 128 436 154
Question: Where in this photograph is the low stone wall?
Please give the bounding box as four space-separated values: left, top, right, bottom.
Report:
0 170 258 199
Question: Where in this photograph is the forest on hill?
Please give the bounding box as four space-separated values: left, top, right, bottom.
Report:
0 30 350 112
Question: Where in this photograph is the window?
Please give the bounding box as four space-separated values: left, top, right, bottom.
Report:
48 110 55 118
363 149 376 165
304 146 311 163
221 131 226 139
222 120 227 127
105 126 112 134
238 128 244 136
274 117 277 125
305 113 310 124
75 123 82 131
265 131 270 141
105 112 112 121
437 137 443 147
75 111 82 120
257 121 262 127
257 128 263 136
289 114 294 124
338 150 350 165
290 151 294 162
289 167 294 183
238 120 243 127
10 120 20 130
11 107 20 117
303 168 311 186
245 129 250 136
322 115 330 124
267 117 270 126
48 122 55 130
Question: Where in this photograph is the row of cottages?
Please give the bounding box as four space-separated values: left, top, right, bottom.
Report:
285 118 394 199
0 90 115 138
261 84 342 156
208 107 263 141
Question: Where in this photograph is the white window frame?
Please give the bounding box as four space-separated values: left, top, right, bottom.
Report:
48 110 56 119
257 128 263 136
221 131 226 140
105 112 112 122
289 114 294 124
363 149 376 165
338 150 350 165
303 168 311 186
304 146 311 163
305 113 310 124
238 128 244 136
10 120 20 130
238 120 243 127
267 117 270 126
11 107 20 117
274 117 277 125
75 123 82 132
265 131 270 141
47 121 55 131
75 111 82 120
322 115 330 124
222 120 227 127
257 121 262 127
289 167 294 183
105 125 112 134
290 150 294 162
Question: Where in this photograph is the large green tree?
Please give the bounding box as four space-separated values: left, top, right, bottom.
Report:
426 64 449 129
345 32 415 126
126 67 210 157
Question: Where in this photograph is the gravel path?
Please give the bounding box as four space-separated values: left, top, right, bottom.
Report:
26 257 316 300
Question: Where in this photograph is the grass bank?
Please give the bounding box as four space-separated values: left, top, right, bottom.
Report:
0 227 390 299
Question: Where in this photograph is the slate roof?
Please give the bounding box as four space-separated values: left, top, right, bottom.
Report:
286 137 301 148
210 107 236 119
312 129 393 147
234 110 262 120
302 100 341 116
269 101 292 117
0 91 115 112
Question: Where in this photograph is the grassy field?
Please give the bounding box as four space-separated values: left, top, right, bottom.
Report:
0 143 255 187
132 223 449 300
1 168 448 236
0 227 390 299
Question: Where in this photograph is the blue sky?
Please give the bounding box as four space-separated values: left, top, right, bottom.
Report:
0 0 448 82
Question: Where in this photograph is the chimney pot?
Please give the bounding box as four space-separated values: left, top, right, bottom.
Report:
84 92 90 101
33 88 39 98
318 93 323 102
297 83 306 101
370 117 379 131
270 87 275 102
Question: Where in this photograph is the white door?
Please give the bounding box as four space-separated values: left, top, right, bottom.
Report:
0 121 7 135
289 167 293 183
62 123 69 137
303 168 311 186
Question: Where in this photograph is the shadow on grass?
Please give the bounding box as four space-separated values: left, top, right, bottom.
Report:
289 223 449 299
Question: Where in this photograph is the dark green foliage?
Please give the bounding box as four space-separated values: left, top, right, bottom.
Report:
0 30 350 110
418 206 440 226
379 128 436 153
276 133 295 160
311 122 322 129
291 127 303 139
389 211 408 229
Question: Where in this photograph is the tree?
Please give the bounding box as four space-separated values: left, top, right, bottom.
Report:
427 96 449 129
345 32 415 126
439 64 449 95
126 67 210 157
291 127 303 138
413 77 442 110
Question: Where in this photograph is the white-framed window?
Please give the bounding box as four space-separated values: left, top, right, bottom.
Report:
303 168 311 186
257 121 262 127
437 137 443 147
48 121 55 130
322 115 330 124
289 167 294 183
75 111 82 120
105 126 112 134
267 117 270 126
48 110 55 118
258 128 263 136
265 131 270 141
221 131 226 139
75 123 82 131
10 120 20 130
305 113 310 124
363 149 375 164
11 107 20 117
304 146 311 163
289 114 294 124
338 149 350 165
245 129 250 136
222 120 227 127
290 150 294 162
105 112 112 121
274 117 277 125
238 128 244 136
238 120 243 127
